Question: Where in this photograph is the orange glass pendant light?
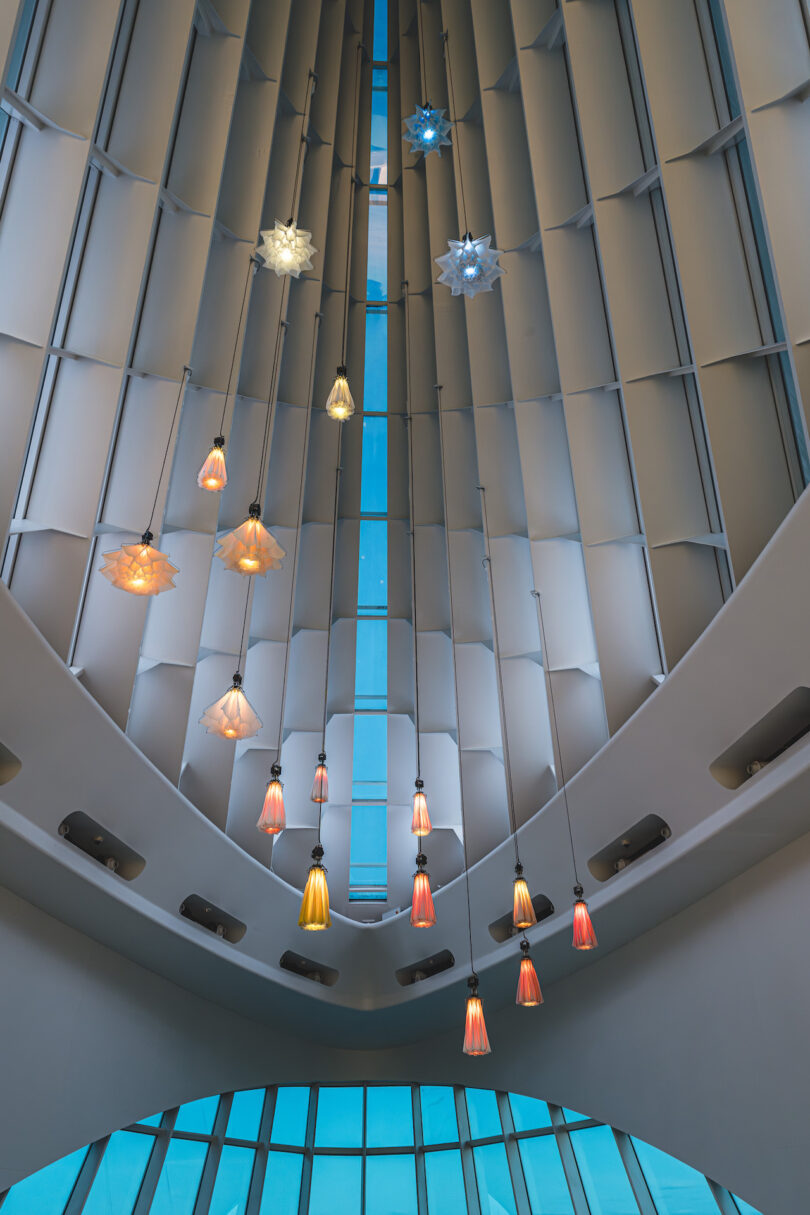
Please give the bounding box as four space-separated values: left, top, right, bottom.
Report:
463 975 492 1056
100 530 178 596
572 884 598 951
299 843 331 930
410 854 437 928
257 763 285 834
411 778 432 837
512 862 537 931
197 435 228 492
216 504 286 576
200 672 262 740
311 752 328 803
516 939 543 1007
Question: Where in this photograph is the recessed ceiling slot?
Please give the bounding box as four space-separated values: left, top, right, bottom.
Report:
395 949 455 987
0 739 21 785
488 894 554 943
709 687 810 789
280 950 339 987
57 811 145 880
179 894 246 943
588 814 671 882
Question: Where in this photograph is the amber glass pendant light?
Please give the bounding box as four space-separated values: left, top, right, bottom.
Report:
572 884 598 951
512 862 537 931
516 939 543 1007
310 753 329 803
216 503 285 576
463 975 491 1056
100 367 190 595
299 843 331 930
257 763 285 834
410 854 437 928
411 780 432 836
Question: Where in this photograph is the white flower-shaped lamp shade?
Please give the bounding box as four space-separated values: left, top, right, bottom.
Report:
435 232 505 298
326 366 355 421
403 104 452 156
215 507 286 576
257 219 317 278
100 532 178 596
200 674 262 740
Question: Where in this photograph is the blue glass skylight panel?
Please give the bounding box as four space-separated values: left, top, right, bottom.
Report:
259 1152 303 1215
209 1146 254 1215
364 308 388 409
421 1086 459 1145
357 519 387 613
270 1087 310 1146
174 1095 219 1134
372 0 388 62
1 1147 88 1215
314 1087 364 1148
371 71 388 185
570 1126 639 1215
151 1139 208 1215
355 619 387 709
466 1088 502 1139
518 1137 575 1215
508 1093 552 1131
226 1088 265 1141
350 803 387 898
366 1155 419 1215
351 717 387 800
310 1156 362 1215
367 191 388 301
425 1149 468 1214
473 1143 518 1215
83 1132 154 1215
360 416 388 514
631 1138 718 1214
366 1086 415 1147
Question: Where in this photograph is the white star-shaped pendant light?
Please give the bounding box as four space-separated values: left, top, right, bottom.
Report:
403 104 452 157
256 219 317 278
435 232 505 298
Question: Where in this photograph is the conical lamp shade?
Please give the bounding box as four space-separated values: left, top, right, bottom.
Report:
411 785 432 836
513 871 536 930
573 891 598 951
516 949 543 1007
197 438 227 491
463 981 491 1056
311 755 328 803
257 769 285 834
216 511 285 576
410 866 436 928
326 367 355 421
299 849 331 930
200 676 262 740
100 533 177 596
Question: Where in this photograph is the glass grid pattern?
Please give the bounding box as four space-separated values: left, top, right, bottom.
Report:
0 1086 761 1215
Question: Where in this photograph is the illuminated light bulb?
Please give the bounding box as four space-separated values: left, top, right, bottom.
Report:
435 232 505 299
410 856 437 928
572 885 598 951
257 763 285 834
100 531 178 596
256 218 317 278
512 863 537 931
463 976 491 1056
326 365 355 421
215 504 286 576
200 672 262 740
311 753 328 803
403 103 452 157
299 844 331 930
411 779 432 837
516 940 543 1007
197 435 228 492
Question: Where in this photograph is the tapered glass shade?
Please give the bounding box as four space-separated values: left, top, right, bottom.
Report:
326 368 355 421
257 219 317 278
411 788 432 837
573 896 598 951
200 677 262 740
513 875 537 930
216 514 285 576
257 775 285 835
299 859 331 930
410 869 436 928
463 988 491 1056
516 954 543 1007
197 439 227 491
100 535 177 596
311 758 328 803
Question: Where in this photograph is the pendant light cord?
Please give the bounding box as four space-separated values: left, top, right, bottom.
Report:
403 284 422 779
436 385 475 975
276 312 322 762
253 275 290 507
321 433 344 753
289 69 316 223
341 42 364 365
478 486 521 870
236 578 252 678
146 365 191 535
219 260 258 435
415 0 428 103
443 29 468 234
531 589 580 887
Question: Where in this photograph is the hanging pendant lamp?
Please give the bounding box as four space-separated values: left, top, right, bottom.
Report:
200 671 262 740
100 367 190 594
326 367 355 421
512 862 537 931
403 5 451 156
299 843 331 930
411 779 432 836
326 45 362 422
257 763 286 834
572 884 598 950
463 975 491 1056
436 32 504 299
516 939 543 1007
410 853 437 927
258 70 319 279
311 753 329 803
216 503 286 576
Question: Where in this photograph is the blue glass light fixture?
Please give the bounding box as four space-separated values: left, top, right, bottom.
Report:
403 102 452 156
435 232 505 298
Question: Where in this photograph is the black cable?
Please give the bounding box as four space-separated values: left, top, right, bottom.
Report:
443 29 468 234
219 260 257 434
341 43 364 365
289 69 316 223
531 589 580 886
253 274 290 506
403 284 422 779
321 437 344 752
235 578 252 677
146 365 191 534
415 0 428 103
